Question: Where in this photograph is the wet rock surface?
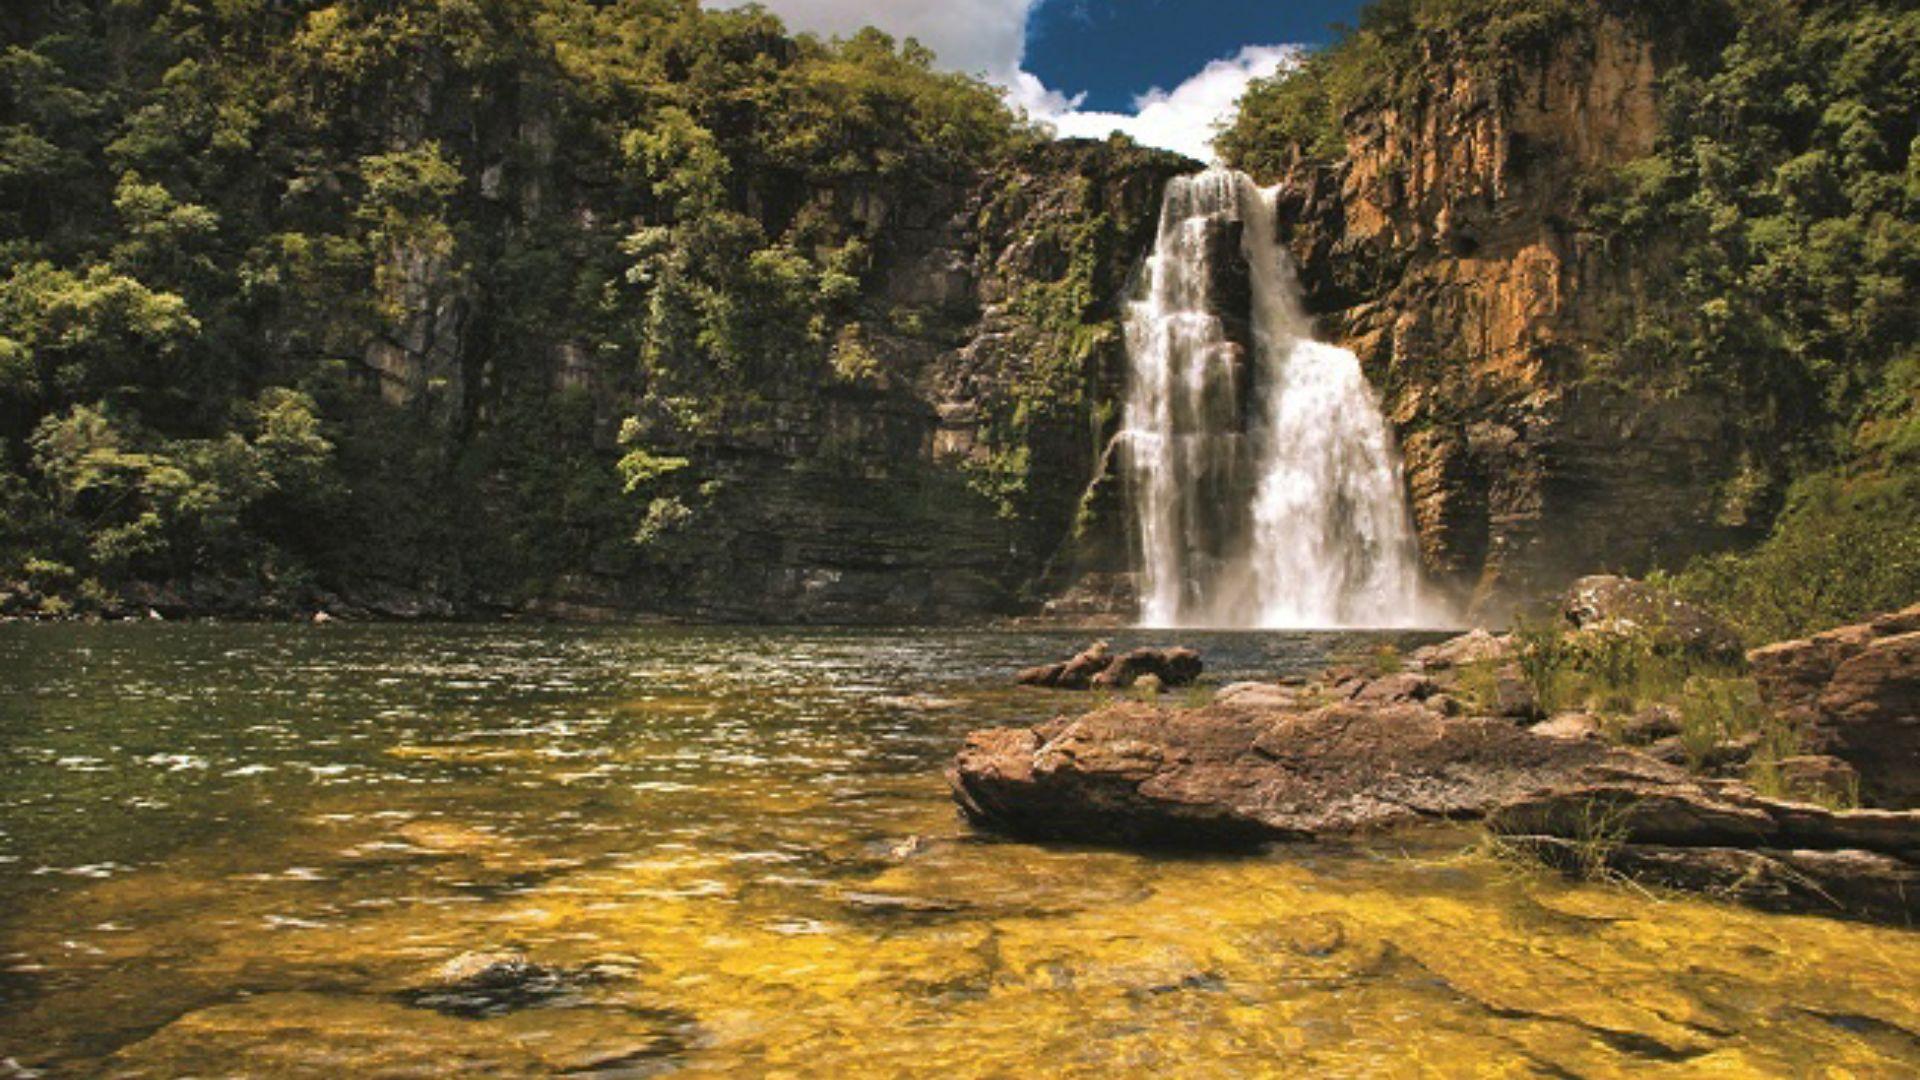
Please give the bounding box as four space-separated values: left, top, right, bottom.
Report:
1015 641 1203 691
400 950 581 1018
1749 603 1920 808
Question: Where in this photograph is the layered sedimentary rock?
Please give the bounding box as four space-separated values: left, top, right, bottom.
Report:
1748 604 1920 808
1262 19 1755 615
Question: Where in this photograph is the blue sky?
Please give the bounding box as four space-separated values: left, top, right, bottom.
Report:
1025 0 1362 113
708 0 1370 159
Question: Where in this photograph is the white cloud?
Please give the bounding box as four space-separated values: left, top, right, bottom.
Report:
705 0 1299 162
1032 45 1300 162
705 0 1035 80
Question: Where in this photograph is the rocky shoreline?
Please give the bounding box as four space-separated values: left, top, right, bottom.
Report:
950 593 1920 924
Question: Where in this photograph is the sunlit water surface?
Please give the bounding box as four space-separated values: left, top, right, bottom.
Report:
0 624 1915 1077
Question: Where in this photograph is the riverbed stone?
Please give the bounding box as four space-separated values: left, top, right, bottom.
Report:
1619 704 1682 745
1492 665 1542 721
1487 777 1920 921
1016 643 1203 691
1214 682 1303 710
1508 838 1919 922
1348 672 1440 706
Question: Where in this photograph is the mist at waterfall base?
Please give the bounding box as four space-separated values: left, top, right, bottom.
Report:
1122 170 1448 631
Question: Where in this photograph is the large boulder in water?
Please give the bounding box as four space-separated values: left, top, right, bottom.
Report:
947 699 1675 845
1015 642 1202 691
947 689 1920 920
1747 603 1920 808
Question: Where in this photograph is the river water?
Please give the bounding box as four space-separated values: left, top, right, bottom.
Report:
0 624 1915 1076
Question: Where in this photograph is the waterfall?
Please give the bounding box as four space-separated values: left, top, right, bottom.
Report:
1122 169 1438 630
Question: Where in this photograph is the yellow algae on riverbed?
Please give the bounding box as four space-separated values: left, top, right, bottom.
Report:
3 624 1916 1077
44 820 1917 1078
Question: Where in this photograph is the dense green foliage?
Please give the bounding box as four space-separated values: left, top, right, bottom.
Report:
1221 0 1920 637
1672 350 1920 643
0 0 1030 613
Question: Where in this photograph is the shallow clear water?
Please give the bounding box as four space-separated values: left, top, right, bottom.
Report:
0 624 1915 1077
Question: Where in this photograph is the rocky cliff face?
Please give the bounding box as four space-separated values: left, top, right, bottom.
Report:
1268 19 1753 616
643 142 1189 621
358 131 1191 622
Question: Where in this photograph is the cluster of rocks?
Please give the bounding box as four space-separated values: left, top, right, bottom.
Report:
1015 641 1203 692
955 593 1920 923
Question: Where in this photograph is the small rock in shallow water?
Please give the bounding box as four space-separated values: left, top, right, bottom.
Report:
1016 642 1202 691
887 835 931 860
402 950 574 1018
431 950 538 989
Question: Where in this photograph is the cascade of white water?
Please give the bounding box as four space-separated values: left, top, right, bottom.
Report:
1122 169 1439 630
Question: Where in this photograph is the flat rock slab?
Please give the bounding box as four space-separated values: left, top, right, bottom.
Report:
947 701 1686 846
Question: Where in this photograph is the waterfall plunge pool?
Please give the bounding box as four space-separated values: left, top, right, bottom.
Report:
1 622 1915 1076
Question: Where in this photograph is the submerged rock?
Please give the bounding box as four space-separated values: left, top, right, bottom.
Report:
401 950 576 1018
1748 603 1920 808
1015 642 1203 691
